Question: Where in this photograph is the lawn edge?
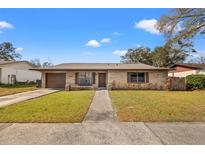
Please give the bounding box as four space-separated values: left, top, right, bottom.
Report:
0 89 60 109
81 90 96 123
0 90 95 123
108 90 119 122
0 87 38 97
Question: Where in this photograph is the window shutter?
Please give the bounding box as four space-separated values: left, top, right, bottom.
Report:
75 72 79 84
92 72 96 84
146 72 149 83
127 72 130 83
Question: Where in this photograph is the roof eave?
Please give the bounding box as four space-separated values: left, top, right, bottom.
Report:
30 68 171 71
170 64 204 69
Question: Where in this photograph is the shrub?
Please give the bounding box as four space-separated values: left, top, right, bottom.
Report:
0 81 36 88
186 74 205 90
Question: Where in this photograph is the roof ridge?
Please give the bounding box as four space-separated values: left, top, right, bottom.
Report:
0 60 35 68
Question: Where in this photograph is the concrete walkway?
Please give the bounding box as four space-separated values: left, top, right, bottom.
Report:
1 90 205 144
0 123 161 145
1 122 205 144
0 89 59 107
84 90 117 123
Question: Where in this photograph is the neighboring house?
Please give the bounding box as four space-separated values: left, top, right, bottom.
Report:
31 63 170 90
169 63 205 77
0 60 41 84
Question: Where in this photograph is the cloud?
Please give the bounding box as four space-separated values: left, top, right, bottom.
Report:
164 22 182 34
83 52 94 55
86 40 100 47
100 38 111 43
0 21 14 29
136 44 141 48
190 51 205 58
15 47 23 52
86 38 111 47
135 19 160 34
112 32 121 35
113 50 127 56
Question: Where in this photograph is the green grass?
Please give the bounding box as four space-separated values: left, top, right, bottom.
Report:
0 91 95 123
0 87 37 97
109 90 205 122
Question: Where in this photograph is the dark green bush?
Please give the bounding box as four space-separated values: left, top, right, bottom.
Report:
186 74 205 90
0 81 36 88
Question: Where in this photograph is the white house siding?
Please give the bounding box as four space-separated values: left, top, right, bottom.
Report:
168 70 205 77
0 67 41 84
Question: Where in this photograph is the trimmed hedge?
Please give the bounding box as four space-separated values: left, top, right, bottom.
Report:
186 74 205 90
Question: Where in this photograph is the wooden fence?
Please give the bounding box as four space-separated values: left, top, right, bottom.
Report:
167 77 186 90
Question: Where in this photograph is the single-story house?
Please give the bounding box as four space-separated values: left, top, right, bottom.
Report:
31 63 170 90
0 59 41 84
169 63 205 77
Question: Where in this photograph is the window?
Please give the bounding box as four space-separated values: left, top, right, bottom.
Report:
130 73 138 82
138 72 145 83
8 74 16 84
128 72 148 83
76 72 95 86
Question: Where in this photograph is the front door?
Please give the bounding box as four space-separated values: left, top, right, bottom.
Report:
98 73 106 87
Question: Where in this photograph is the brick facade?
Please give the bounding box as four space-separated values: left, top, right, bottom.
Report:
107 70 168 90
41 70 168 90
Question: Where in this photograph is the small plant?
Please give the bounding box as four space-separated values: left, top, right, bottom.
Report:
186 74 205 90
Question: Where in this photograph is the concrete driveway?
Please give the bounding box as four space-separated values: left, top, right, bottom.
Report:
0 90 205 144
0 89 59 107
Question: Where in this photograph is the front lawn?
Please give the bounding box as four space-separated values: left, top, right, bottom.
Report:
110 90 205 122
0 91 94 123
0 87 37 97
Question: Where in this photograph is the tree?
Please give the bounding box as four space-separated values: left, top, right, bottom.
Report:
0 42 21 60
121 47 153 65
30 59 41 67
30 58 53 67
151 46 168 67
157 8 205 53
198 56 205 64
152 45 187 67
188 53 205 64
42 61 53 67
120 45 187 67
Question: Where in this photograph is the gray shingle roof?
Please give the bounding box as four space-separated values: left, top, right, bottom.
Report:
0 59 15 65
31 63 170 71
